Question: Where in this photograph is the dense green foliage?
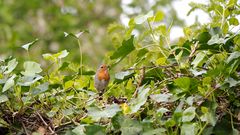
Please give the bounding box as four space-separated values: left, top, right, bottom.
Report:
0 0 240 135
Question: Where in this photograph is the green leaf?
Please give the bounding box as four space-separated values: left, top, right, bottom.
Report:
58 50 69 59
129 85 150 114
120 118 142 135
87 104 121 121
226 51 240 63
201 101 217 126
207 34 225 45
110 35 135 60
222 22 229 34
21 38 39 51
85 125 105 135
174 77 191 91
42 50 69 62
2 74 16 92
72 125 85 135
18 75 43 86
0 95 8 103
182 107 196 122
150 93 173 103
46 105 60 118
229 17 239 26
64 31 88 39
181 123 197 135
142 128 166 135
0 118 9 127
150 10 165 22
4 58 18 74
191 51 206 68
31 82 49 95
197 32 211 44
21 61 42 76
115 71 134 80
224 77 240 87
135 11 153 24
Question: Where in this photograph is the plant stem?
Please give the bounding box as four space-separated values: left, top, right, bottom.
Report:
77 39 83 78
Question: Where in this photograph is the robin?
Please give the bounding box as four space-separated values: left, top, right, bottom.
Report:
94 64 110 96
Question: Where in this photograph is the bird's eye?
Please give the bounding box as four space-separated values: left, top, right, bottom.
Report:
100 66 103 68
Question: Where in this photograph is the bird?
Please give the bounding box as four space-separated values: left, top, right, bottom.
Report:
94 64 110 96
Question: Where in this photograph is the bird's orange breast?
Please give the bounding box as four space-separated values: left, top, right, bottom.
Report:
97 70 110 81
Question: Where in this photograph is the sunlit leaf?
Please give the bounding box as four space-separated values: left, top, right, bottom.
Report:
229 17 239 26
182 107 196 122
150 93 173 103
72 125 85 135
0 95 8 103
226 51 240 63
207 34 224 45
87 104 121 121
129 85 150 114
21 61 42 76
224 77 240 87
21 38 39 51
31 82 49 95
18 75 43 86
191 51 206 68
4 58 18 74
2 74 16 92
181 123 197 135
115 70 134 80
174 77 191 91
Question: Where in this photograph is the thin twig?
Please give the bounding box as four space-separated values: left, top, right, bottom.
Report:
36 111 56 135
21 122 29 135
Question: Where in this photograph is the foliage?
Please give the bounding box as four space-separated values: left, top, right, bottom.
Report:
0 0 240 135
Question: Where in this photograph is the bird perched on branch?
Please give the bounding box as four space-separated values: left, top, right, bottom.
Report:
94 64 110 96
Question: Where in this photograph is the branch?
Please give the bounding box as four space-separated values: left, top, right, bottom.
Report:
123 64 178 71
36 111 56 135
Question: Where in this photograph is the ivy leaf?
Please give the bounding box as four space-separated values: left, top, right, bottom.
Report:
229 17 239 26
72 125 85 135
87 104 121 121
18 75 43 86
85 125 105 135
115 71 134 80
174 77 191 91
224 77 240 87
207 34 224 45
31 82 49 95
21 61 42 77
2 74 16 92
181 123 197 135
150 93 173 103
120 117 142 135
110 35 135 60
191 51 206 68
0 95 8 103
129 85 150 114
21 38 39 51
182 107 196 122
226 51 240 63
4 58 18 74
197 32 211 44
